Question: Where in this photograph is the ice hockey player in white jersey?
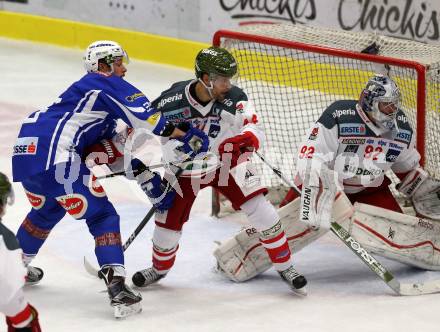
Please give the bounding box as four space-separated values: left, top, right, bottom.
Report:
0 172 41 331
11 40 207 318
214 74 440 284
281 74 436 215
130 46 307 295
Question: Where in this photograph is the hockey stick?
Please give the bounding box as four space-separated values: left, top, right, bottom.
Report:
84 166 185 278
255 150 440 296
95 160 189 180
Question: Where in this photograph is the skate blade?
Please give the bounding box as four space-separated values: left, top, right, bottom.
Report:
114 302 142 318
25 280 42 286
291 286 307 297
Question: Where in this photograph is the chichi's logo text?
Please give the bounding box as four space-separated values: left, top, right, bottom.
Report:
338 0 439 42
219 0 316 24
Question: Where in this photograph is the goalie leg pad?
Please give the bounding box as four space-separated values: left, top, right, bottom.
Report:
349 202 440 270
214 192 354 282
300 166 337 230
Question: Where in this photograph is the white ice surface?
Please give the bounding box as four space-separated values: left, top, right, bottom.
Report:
1 38 440 332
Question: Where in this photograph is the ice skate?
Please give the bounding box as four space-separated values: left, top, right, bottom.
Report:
132 267 165 288
279 266 307 296
101 267 142 318
25 266 44 286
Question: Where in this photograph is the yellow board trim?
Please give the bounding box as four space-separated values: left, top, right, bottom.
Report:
0 11 209 69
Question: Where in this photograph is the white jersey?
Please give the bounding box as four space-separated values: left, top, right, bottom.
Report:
152 79 265 157
0 222 27 316
296 100 420 194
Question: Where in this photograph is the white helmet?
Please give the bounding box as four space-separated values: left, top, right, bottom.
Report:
359 74 401 130
83 40 129 73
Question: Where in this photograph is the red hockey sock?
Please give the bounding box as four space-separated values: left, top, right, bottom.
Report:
260 231 292 272
152 245 179 274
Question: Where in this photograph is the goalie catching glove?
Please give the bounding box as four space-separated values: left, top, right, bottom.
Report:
397 167 440 221
132 159 176 212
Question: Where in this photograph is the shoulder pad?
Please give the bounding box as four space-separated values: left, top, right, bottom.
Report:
220 86 248 114
395 110 413 132
152 80 190 110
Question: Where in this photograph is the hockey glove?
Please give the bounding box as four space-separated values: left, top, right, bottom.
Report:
397 167 440 220
83 139 123 167
6 304 41 332
136 167 176 212
218 131 259 165
176 125 209 158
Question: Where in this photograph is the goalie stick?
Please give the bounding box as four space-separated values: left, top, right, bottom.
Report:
254 150 440 296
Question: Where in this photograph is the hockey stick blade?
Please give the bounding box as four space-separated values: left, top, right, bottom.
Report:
331 221 440 296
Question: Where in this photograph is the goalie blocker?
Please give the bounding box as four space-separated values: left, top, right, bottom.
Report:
214 192 440 282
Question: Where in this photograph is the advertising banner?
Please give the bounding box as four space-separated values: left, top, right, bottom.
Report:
3 0 439 44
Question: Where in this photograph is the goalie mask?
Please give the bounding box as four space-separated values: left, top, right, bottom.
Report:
0 172 14 217
359 74 401 131
83 40 129 73
195 46 237 98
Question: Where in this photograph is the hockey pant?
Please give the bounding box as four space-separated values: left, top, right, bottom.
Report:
17 163 124 268
150 161 293 274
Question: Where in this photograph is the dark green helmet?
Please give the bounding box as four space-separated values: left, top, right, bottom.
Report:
195 47 237 79
0 172 13 208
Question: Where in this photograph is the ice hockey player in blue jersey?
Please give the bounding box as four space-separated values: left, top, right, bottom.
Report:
11 40 208 318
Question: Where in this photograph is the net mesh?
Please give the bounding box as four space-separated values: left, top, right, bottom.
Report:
216 24 440 191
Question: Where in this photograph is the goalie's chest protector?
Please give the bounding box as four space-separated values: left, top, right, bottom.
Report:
316 100 414 190
153 80 247 147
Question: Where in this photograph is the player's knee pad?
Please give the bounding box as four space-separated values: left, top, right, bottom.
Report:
349 202 440 270
240 194 279 232
214 193 353 282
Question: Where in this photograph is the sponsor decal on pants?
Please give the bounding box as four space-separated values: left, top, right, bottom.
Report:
56 194 88 219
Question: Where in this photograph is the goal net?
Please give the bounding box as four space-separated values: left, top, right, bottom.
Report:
211 23 440 216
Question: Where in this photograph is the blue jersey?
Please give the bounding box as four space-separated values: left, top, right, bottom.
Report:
12 73 166 182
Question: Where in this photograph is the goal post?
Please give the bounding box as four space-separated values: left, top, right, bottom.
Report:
211 24 440 216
